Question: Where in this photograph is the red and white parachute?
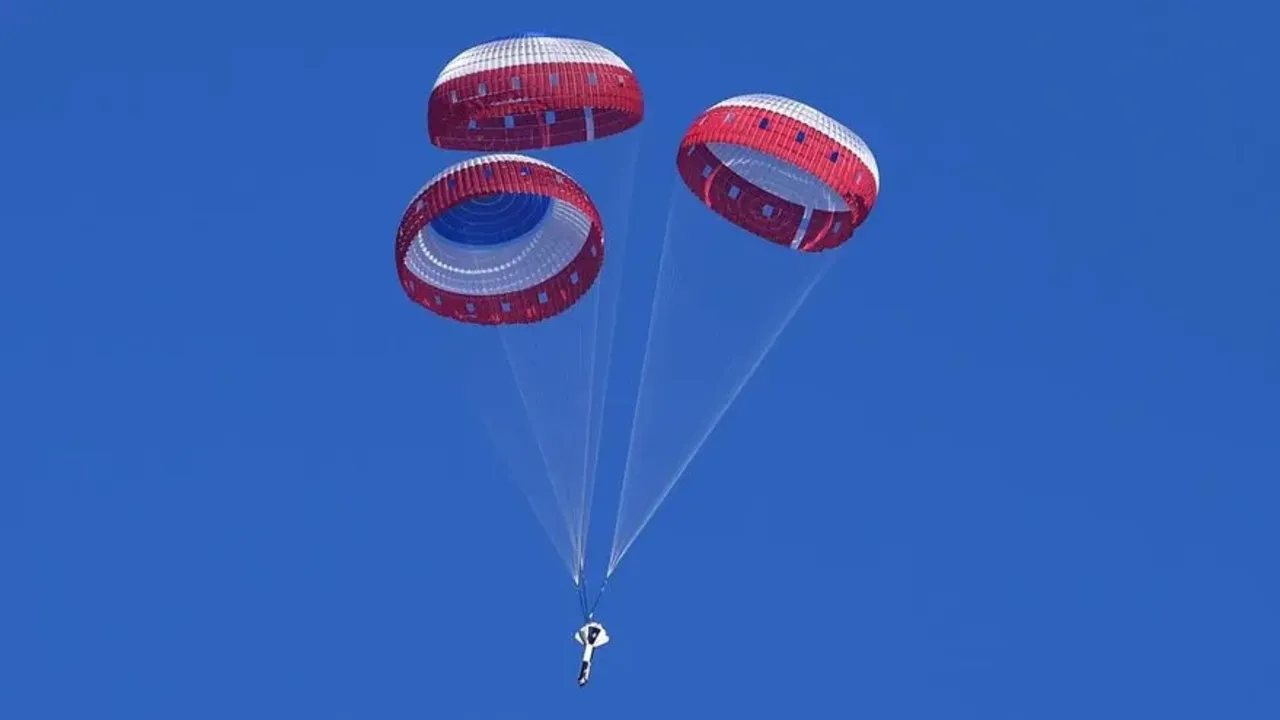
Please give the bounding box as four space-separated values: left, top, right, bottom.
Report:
428 33 644 152
676 93 880 252
605 94 882 578
394 153 604 325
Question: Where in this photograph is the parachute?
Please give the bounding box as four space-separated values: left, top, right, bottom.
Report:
395 153 604 325
396 152 610 590
608 93 881 575
428 33 645 152
675 93 880 251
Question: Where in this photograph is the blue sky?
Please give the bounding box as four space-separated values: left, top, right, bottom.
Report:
3 0 1278 717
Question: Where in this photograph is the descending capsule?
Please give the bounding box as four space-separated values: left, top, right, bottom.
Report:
395 154 604 325
428 33 644 152
676 94 881 252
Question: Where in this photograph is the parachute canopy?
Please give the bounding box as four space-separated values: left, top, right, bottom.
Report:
395 153 605 325
428 33 645 151
676 93 880 252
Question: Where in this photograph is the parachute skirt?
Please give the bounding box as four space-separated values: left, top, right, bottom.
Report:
428 34 644 152
676 94 881 252
395 154 605 325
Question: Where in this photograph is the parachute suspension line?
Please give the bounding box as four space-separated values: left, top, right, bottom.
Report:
609 255 837 572
586 135 643 493
497 328 579 546
475 137 645 589
576 581 591 620
607 189 680 578
575 134 644 580
473 407 579 580
574 577 609 621
453 233 579 581
586 577 608 618
568 287 599 580
501 132 644 581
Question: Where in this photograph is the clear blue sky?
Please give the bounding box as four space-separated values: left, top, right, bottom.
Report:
4 1 1278 717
